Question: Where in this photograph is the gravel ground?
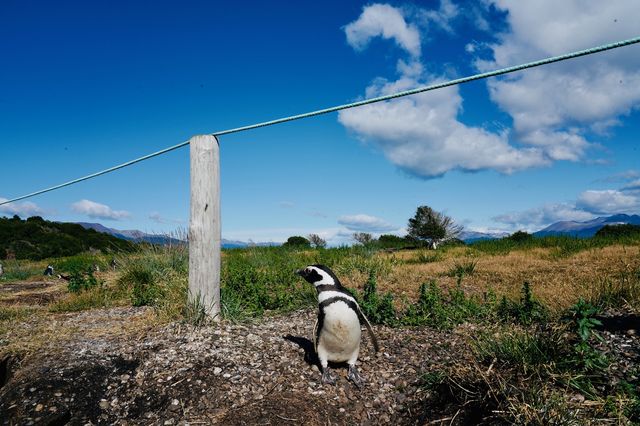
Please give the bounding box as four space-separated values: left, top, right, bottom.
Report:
0 307 475 425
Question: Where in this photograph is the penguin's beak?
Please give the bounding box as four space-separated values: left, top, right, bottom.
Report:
295 269 305 277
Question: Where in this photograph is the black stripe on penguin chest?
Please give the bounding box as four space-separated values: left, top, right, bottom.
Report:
316 296 361 347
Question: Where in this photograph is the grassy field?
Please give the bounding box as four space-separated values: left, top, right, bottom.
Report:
1 234 639 423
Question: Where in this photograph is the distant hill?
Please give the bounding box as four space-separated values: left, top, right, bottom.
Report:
76 222 280 248
76 222 184 246
460 230 510 243
0 215 134 260
534 214 640 238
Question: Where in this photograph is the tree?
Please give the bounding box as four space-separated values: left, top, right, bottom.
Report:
353 232 374 245
283 235 310 248
407 205 462 247
307 233 327 248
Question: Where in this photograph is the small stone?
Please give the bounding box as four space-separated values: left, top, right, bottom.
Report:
213 367 222 375
339 408 345 413
35 404 44 412
169 399 180 412
626 329 636 336
569 393 585 404
99 400 110 410
54 392 62 397
164 420 175 426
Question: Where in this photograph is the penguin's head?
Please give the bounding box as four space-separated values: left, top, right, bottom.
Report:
295 264 340 286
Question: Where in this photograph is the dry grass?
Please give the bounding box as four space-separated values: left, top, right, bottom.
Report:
371 245 640 312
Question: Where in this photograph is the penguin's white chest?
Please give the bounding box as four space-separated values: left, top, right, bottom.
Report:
318 301 361 362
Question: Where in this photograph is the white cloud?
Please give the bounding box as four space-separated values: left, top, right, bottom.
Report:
576 190 639 214
621 179 640 193
337 214 398 233
149 212 184 225
340 3 554 178
71 199 130 221
344 4 422 57
494 203 595 230
418 0 459 33
494 179 640 229
479 1 640 161
0 197 44 217
597 169 640 183
339 71 549 177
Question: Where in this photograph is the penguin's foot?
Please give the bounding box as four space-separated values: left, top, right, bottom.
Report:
321 368 336 385
347 365 365 389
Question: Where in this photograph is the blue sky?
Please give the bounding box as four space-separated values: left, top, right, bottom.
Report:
1 0 639 244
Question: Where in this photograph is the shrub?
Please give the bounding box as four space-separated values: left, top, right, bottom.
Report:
119 266 158 307
564 298 607 372
595 224 640 239
67 268 99 293
282 236 311 248
508 230 534 242
445 260 477 277
358 270 397 326
497 282 548 325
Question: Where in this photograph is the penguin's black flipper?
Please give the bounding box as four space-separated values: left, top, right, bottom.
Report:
356 305 380 353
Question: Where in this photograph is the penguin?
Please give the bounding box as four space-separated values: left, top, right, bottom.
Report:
43 265 54 276
296 264 379 387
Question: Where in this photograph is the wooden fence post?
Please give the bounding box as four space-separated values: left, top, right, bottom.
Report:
189 134 220 321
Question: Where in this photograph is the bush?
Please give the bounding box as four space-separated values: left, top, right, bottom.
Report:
497 282 548 325
67 268 100 293
358 270 397 326
508 230 534 242
282 236 311 248
445 260 477 277
596 224 640 239
119 266 158 307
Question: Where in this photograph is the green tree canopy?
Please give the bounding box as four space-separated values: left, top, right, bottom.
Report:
407 205 462 244
283 235 311 248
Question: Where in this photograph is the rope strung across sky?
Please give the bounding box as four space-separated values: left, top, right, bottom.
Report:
2 35 639 207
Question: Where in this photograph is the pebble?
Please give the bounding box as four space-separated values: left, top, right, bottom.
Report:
34 404 43 412
99 400 110 410
213 367 222 375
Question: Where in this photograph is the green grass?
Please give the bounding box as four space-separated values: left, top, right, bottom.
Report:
49 284 123 312
407 250 442 264
445 259 478 277
0 261 42 282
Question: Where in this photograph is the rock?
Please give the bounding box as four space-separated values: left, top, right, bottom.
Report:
213 367 222 375
169 399 181 412
35 404 43 412
99 400 110 410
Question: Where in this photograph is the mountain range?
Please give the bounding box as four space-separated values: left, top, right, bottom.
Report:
77 214 640 247
75 223 278 248
533 214 640 238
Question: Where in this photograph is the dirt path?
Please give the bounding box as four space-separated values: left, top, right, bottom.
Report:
0 303 477 425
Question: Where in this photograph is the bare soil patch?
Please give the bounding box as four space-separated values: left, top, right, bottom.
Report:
0 307 476 425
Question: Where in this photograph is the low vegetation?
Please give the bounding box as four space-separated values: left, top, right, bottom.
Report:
0 215 133 260
1 225 639 423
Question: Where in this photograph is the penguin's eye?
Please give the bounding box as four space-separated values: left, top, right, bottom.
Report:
305 268 312 273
